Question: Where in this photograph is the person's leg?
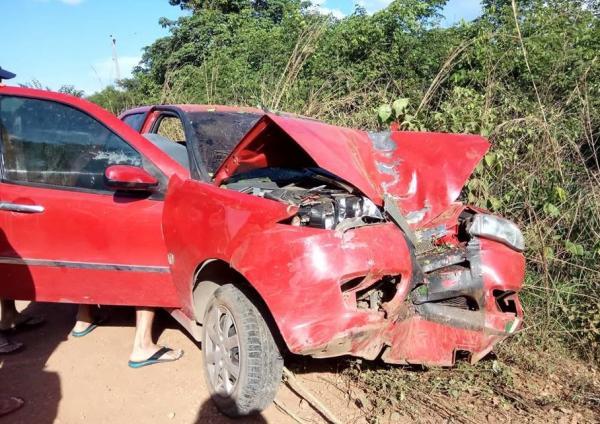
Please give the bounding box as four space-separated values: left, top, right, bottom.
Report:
71 304 95 334
0 299 44 331
0 299 18 328
129 308 182 363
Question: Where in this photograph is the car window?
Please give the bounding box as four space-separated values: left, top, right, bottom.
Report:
188 111 261 176
122 113 146 132
155 115 185 143
0 95 142 191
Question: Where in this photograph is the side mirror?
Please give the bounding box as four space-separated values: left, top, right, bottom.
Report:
104 165 158 192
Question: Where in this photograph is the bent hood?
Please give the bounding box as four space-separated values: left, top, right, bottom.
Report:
214 114 489 226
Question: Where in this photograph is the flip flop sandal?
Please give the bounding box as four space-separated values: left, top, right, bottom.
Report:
0 339 23 354
128 347 184 369
0 397 24 417
0 314 45 332
71 317 107 338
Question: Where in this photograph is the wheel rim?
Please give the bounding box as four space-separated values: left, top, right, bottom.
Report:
204 304 241 397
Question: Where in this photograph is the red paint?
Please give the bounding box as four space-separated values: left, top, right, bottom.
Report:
0 87 525 367
104 165 159 191
215 114 489 225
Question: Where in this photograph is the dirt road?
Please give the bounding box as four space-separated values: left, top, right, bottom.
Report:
0 301 301 424
5 301 596 424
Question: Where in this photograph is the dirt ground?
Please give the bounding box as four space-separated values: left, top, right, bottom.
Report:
0 301 311 424
1 301 598 424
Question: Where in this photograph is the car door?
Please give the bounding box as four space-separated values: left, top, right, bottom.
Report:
0 90 180 307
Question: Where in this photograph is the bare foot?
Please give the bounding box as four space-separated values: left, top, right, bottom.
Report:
71 305 100 334
129 344 183 362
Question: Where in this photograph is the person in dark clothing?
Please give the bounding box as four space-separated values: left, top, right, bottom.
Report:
0 319 24 417
0 66 27 418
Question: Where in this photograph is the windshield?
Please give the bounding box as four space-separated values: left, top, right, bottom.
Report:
188 111 262 176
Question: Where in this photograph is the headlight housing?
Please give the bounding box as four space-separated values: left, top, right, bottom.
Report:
294 195 383 229
468 214 525 251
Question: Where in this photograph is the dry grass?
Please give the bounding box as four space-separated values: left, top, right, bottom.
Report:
336 342 599 423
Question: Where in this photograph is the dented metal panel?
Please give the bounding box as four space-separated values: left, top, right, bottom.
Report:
150 104 524 367
215 114 489 226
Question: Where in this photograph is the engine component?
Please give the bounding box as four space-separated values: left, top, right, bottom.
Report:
223 168 384 230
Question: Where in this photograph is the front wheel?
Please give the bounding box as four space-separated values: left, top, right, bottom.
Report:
201 284 283 417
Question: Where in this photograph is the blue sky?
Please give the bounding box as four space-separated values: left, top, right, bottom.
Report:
316 0 482 23
0 0 482 95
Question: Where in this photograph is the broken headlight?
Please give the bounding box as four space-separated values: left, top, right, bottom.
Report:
468 214 525 251
293 195 383 229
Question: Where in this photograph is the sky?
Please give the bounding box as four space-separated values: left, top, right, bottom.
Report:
0 0 483 95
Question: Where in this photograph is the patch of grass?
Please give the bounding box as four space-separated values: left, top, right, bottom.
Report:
341 341 599 423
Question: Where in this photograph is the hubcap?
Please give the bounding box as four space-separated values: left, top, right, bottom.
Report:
204 304 241 397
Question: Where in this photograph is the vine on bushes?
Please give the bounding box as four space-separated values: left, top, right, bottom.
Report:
89 0 600 360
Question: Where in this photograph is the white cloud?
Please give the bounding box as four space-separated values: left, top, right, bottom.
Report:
311 0 346 19
356 0 393 13
89 56 141 92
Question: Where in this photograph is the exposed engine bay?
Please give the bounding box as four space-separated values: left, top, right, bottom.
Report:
221 168 384 230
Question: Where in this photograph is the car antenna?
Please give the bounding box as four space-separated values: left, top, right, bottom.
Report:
0 66 16 85
110 35 121 82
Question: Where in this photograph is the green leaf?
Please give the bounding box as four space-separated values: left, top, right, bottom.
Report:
565 241 585 256
554 186 567 203
543 246 554 259
392 98 409 117
565 240 576 255
378 104 392 123
543 203 560 217
467 178 480 190
484 152 496 167
488 197 502 210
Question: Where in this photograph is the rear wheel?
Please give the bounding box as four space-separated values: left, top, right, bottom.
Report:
201 284 283 417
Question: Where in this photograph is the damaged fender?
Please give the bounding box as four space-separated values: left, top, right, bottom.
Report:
163 176 415 356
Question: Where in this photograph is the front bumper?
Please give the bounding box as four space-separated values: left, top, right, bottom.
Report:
297 237 525 366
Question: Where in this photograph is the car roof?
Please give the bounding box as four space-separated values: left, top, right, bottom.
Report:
122 104 266 116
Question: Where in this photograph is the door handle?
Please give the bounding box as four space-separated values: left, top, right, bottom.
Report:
0 202 45 213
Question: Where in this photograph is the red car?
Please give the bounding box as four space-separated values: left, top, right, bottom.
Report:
0 86 525 417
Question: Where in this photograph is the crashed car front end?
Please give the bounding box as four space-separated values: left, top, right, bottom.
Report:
207 113 526 367
382 203 525 366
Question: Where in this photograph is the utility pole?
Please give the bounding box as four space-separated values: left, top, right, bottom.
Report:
110 35 121 83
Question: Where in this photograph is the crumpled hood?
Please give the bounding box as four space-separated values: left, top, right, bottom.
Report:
214 114 490 226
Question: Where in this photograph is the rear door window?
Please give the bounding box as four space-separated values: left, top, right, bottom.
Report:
155 115 186 144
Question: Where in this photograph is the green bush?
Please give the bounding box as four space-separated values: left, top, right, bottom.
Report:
89 0 600 361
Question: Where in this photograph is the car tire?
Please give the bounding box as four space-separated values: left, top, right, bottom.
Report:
201 284 283 417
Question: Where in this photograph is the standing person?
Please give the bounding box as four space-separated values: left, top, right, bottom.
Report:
0 67 44 342
0 66 25 419
72 305 183 367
